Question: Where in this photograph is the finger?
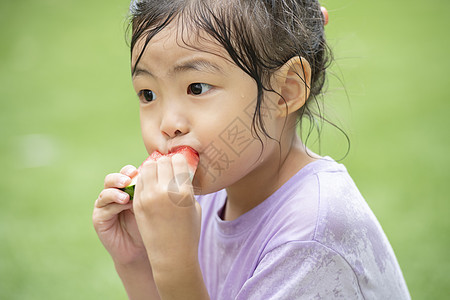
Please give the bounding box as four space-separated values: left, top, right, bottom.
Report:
171 153 191 185
120 165 138 177
170 154 195 207
170 184 195 207
139 160 157 188
96 188 130 208
93 202 133 224
104 173 132 189
157 156 174 186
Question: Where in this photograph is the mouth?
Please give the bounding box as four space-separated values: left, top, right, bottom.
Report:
169 145 199 156
121 145 200 200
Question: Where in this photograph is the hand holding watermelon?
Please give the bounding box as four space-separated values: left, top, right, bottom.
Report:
131 146 202 276
92 164 147 264
93 146 199 261
92 146 201 297
122 146 199 200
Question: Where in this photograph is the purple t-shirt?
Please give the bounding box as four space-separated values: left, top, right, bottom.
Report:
196 157 410 299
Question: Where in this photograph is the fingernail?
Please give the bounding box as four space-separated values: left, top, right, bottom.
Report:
119 192 128 202
124 165 137 176
120 176 129 186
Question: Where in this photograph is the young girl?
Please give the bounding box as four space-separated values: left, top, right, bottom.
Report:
93 0 410 299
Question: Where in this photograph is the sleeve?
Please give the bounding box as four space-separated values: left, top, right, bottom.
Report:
235 241 364 300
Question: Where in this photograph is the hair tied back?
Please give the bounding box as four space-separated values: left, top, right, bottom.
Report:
321 6 329 25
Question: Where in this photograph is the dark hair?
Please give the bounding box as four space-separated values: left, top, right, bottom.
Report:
127 0 347 157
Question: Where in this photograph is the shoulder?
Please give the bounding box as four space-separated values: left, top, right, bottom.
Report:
237 240 363 299
304 160 411 299
258 160 411 298
275 156 373 246
262 157 360 248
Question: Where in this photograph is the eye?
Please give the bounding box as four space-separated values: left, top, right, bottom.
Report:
138 89 156 103
187 83 212 95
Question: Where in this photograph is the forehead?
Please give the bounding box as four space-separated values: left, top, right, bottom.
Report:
131 20 231 69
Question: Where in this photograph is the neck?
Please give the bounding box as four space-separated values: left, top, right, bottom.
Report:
223 135 318 221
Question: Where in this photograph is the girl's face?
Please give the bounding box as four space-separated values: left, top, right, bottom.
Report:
131 22 284 194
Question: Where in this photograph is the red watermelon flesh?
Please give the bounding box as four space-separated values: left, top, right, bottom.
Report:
137 146 199 175
122 146 199 199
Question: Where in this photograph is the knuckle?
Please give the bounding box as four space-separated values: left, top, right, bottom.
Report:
92 208 103 226
104 174 112 187
97 188 120 206
120 164 137 176
96 192 105 205
158 156 171 164
134 188 150 204
171 153 186 165
108 173 129 188
133 194 148 212
100 187 112 198
178 185 192 196
132 196 142 209
134 189 160 211
142 160 156 169
159 184 170 194
180 180 193 191
104 173 119 188
92 208 99 220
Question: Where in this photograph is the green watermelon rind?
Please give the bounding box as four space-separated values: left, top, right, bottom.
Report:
119 147 199 201
121 185 135 200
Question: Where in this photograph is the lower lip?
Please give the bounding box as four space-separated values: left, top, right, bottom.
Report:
170 145 199 156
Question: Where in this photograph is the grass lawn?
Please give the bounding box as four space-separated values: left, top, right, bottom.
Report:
1 0 449 298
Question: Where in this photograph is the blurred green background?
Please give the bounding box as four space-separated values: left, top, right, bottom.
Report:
0 0 448 299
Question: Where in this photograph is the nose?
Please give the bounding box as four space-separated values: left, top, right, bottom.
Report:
159 103 189 138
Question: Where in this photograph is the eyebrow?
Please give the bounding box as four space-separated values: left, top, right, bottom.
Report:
132 59 224 78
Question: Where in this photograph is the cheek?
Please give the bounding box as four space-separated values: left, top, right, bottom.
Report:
193 93 283 193
194 135 267 195
140 110 160 151
194 112 261 190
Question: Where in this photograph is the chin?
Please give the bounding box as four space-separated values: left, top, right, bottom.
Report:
192 174 228 196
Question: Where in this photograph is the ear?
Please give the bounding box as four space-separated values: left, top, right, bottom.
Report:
272 56 311 118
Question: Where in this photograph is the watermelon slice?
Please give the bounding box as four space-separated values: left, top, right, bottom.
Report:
121 146 199 200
